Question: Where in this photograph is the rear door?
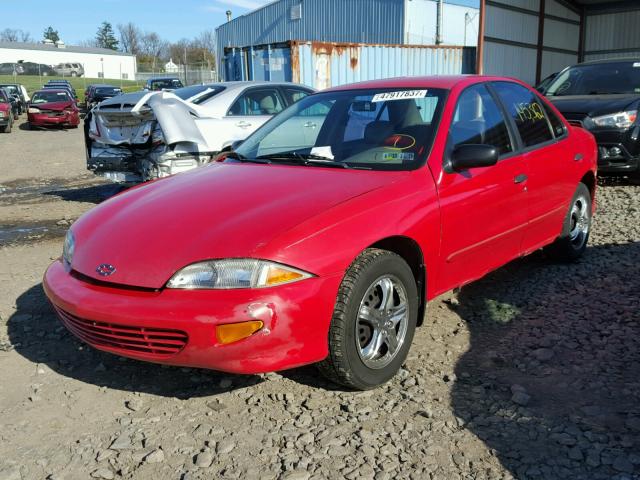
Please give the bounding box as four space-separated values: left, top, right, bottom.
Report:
491 81 577 254
435 83 529 291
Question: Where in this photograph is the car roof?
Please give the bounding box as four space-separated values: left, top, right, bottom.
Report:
93 84 121 88
148 77 181 81
34 89 70 94
323 75 524 92
577 58 640 66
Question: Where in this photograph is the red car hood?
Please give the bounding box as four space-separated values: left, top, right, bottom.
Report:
0 104 10 112
33 101 73 111
71 163 396 288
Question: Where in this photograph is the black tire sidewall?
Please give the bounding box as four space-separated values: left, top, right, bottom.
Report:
338 254 419 389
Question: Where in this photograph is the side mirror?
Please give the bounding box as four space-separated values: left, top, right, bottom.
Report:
448 144 499 172
230 140 243 151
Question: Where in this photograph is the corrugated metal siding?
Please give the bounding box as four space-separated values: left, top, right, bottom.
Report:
216 0 405 69
484 42 537 84
545 0 579 21
222 42 476 89
293 43 476 89
543 18 579 52
584 11 640 56
541 51 575 79
584 50 640 62
485 4 539 44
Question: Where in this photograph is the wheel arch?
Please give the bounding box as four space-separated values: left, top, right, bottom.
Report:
368 235 427 326
580 171 596 205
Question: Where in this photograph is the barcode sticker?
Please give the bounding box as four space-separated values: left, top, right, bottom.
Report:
372 90 428 103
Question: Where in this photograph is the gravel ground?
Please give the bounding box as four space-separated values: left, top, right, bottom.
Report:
0 116 639 480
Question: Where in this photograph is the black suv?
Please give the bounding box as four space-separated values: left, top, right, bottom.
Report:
545 59 640 183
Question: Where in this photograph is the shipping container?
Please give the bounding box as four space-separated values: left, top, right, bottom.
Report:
223 41 476 89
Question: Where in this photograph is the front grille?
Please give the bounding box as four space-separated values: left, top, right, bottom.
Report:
54 307 188 357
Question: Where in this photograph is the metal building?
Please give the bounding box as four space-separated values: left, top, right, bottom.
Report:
480 0 640 85
216 0 480 87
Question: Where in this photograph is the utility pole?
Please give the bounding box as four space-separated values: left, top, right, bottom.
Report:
436 0 443 45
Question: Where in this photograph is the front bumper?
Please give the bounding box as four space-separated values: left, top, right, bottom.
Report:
591 126 640 173
29 111 80 127
43 260 342 374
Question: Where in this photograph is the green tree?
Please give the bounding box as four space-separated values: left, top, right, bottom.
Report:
43 26 60 43
95 21 119 50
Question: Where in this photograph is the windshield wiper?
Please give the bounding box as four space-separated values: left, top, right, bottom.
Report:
256 152 351 169
225 151 271 164
588 91 626 95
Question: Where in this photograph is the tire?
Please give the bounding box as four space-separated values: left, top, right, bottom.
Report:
544 183 592 262
6 118 12 133
317 248 419 390
629 171 640 186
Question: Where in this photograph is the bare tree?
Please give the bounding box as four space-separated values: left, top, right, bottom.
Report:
118 22 140 55
140 32 167 71
19 30 32 42
0 29 19 42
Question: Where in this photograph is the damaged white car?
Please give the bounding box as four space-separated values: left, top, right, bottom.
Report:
84 81 315 183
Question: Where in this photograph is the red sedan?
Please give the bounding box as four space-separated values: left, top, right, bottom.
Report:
44 76 597 389
28 89 80 129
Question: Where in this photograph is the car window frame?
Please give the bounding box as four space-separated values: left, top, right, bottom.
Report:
280 86 315 106
444 81 520 164
488 81 568 155
226 86 287 117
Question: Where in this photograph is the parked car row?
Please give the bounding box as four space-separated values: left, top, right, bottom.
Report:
0 61 83 77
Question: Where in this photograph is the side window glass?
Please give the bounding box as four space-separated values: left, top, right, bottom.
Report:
228 89 284 116
492 82 554 147
450 84 513 155
285 88 312 104
543 102 566 138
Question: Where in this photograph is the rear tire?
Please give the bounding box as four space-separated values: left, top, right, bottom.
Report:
317 248 419 390
544 183 591 262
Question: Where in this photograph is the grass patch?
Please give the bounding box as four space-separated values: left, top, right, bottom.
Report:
0 75 143 99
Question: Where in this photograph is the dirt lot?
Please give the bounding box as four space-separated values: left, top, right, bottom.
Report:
0 116 639 480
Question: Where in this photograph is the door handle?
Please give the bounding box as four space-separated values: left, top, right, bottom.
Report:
574 153 583 161
303 121 317 128
514 174 528 184
236 121 252 128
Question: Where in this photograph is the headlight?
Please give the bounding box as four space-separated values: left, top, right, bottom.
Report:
0 111 5 118
166 259 313 289
28 107 40 114
592 110 637 129
63 230 75 266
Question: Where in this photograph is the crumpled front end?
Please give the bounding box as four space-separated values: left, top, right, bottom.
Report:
85 92 219 183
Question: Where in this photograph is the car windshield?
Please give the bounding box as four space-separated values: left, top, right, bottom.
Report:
32 91 70 104
234 87 447 171
546 61 640 96
96 87 121 95
1 85 18 95
173 85 225 103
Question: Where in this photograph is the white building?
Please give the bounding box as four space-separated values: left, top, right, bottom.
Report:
0 41 137 80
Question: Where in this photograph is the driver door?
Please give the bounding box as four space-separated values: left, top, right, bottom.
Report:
433 83 529 292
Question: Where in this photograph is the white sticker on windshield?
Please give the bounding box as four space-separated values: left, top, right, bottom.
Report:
310 146 334 160
634 62 640 68
372 90 428 103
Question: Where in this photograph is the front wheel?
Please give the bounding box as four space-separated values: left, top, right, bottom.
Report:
544 183 592 262
318 249 419 390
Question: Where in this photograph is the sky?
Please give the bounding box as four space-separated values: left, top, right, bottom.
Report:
3 0 480 45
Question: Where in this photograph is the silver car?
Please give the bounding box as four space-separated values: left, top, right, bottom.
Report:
85 81 315 183
54 63 84 77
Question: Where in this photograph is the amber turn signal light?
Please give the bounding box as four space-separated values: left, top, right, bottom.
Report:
216 320 264 345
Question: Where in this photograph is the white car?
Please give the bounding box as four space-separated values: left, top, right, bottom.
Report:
85 81 315 183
